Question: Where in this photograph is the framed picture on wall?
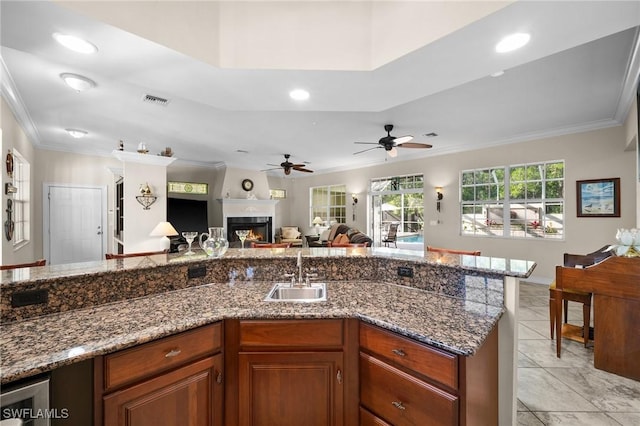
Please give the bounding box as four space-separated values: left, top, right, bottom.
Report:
576 177 620 217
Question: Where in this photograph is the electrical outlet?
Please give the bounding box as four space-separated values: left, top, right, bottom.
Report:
188 266 207 279
11 289 49 307
397 266 414 278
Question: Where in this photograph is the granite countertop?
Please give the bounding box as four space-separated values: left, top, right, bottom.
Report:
0 280 503 384
1 247 536 286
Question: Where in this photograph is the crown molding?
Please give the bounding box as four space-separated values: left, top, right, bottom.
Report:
0 57 41 147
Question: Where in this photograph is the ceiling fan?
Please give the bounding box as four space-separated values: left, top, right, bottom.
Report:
264 154 314 175
353 124 433 157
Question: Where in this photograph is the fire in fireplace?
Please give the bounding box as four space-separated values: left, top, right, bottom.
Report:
227 216 273 245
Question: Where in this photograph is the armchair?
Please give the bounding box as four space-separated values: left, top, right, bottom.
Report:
275 226 303 247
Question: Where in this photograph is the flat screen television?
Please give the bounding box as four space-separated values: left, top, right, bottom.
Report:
167 198 209 238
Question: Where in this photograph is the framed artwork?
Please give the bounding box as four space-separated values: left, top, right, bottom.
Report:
576 177 620 217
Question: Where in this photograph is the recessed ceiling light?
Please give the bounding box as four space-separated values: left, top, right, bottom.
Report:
491 70 505 78
495 33 530 53
65 128 88 138
60 73 96 92
52 33 98 54
289 89 310 101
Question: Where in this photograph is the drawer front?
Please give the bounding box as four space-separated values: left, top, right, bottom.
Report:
104 322 222 391
360 322 458 390
360 353 458 426
239 319 343 349
360 406 392 426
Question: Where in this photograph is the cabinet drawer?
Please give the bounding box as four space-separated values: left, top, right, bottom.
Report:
104 322 222 391
239 319 343 349
360 322 458 390
360 406 392 426
360 353 458 426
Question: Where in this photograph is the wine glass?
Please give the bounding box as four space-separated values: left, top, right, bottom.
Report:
182 231 198 255
235 229 250 250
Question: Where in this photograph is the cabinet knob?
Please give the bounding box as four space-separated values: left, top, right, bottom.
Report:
391 401 406 410
216 371 223 384
336 369 343 384
392 348 406 357
164 348 182 358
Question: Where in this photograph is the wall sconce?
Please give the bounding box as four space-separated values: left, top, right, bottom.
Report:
136 183 157 210
435 187 443 212
351 193 359 221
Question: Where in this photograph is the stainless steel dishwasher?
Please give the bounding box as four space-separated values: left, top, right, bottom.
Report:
0 376 49 426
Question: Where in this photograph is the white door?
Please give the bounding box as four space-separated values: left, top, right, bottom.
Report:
46 185 105 265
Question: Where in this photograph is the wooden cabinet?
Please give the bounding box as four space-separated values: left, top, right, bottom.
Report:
359 322 498 426
225 319 359 426
97 323 224 426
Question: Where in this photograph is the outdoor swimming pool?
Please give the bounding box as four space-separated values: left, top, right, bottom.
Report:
397 234 424 243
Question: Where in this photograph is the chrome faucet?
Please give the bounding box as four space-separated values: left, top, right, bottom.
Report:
297 250 303 285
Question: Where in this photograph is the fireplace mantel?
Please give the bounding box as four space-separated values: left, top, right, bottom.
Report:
216 199 279 206
218 199 279 243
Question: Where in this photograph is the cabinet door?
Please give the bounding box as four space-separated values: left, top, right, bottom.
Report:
103 354 223 426
238 352 344 426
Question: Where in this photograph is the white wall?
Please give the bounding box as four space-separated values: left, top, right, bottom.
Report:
1 97 37 265
33 149 120 256
622 94 639 226
287 125 637 282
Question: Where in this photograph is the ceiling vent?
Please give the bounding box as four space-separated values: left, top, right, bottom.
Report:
142 94 170 106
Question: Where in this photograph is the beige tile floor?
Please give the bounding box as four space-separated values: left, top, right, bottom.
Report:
517 282 640 425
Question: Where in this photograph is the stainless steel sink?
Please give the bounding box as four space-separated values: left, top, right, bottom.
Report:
264 283 327 302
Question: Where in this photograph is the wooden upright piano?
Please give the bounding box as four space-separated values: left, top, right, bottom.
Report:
553 255 640 380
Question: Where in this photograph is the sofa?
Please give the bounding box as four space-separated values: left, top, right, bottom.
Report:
275 226 303 247
312 223 373 247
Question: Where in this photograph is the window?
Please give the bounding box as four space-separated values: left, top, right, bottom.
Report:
370 174 424 244
461 161 564 239
310 184 346 225
12 149 30 247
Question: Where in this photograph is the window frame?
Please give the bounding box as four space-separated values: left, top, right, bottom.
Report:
11 149 30 249
309 184 347 226
460 160 564 240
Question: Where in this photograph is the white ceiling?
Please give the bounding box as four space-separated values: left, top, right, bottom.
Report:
1 1 639 175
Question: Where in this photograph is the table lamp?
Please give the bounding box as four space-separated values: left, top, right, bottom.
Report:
312 216 323 235
150 221 178 251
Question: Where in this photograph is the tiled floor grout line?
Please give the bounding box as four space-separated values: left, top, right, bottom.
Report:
517 282 640 426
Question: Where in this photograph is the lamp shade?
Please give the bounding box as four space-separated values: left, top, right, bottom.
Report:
312 216 323 225
150 222 178 237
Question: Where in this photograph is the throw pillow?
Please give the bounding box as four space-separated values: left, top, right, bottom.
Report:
319 229 331 241
335 233 350 244
282 227 300 239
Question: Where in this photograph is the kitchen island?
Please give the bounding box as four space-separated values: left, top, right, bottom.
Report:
1 247 535 425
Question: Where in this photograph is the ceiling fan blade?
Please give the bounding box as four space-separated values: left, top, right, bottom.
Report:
387 147 398 157
293 166 314 173
292 163 307 168
354 142 378 145
266 163 281 167
393 135 413 144
397 142 432 149
261 167 282 172
353 146 381 155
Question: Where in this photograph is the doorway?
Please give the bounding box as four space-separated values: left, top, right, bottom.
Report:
43 184 106 265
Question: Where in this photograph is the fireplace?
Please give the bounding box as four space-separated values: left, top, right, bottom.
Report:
227 216 273 246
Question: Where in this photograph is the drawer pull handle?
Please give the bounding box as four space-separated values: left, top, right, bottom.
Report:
392 348 406 357
391 401 406 410
336 369 343 384
165 349 182 358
